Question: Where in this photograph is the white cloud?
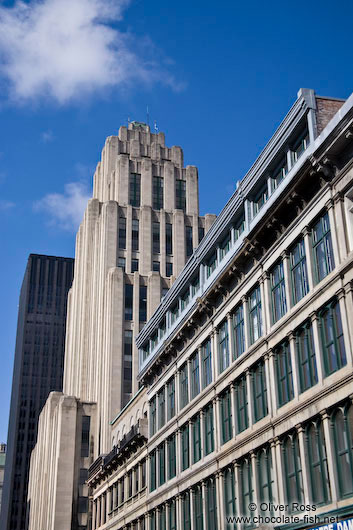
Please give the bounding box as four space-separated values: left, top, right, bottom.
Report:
34 181 90 230
41 129 54 143
0 0 178 104
0 200 15 211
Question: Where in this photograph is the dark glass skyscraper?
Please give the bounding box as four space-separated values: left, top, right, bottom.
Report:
0 254 74 530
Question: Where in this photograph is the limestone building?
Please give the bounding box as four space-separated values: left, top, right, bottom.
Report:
87 89 353 530
27 123 215 530
0 443 6 516
0 254 74 530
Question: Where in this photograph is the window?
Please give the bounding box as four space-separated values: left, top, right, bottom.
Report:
182 492 191 530
234 213 245 240
166 223 173 255
271 157 288 190
132 219 139 251
153 176 164 210
186 226 193 257
179 363 189 409
124 283 133 320
119 217 126 249
153 261 160 272
166 262 173 277
78 496 88 513
312 212 335 283
180 289 190 311
191 274 200 296
193 486 203 530
150 397 156 436
150 511 156 530
150 450 156 491
232 305 245 360
167 434 176 479
192 414 201 463
169 499 176 530
249 286 262 344
252 360 268 422
181 423 189 471
240 457 254 521
190 352 200 399
295 323 317 392
170 303 179 325
167 377 175 420
158 388 165 430
332 405 353 498
159 505 166 530
258 446 274 505
218 320 230 373
128 469 133 497
206 252 217 278
123 330 132 403
291 129 309 164
131 258 138 272
271 261 287 323
282 433 304 505
118 257 126 271
129 173 141 207
141 459 146 489
275 341 294 407
290 239 308 304
253 184 268 216
305 419 331 505
224 467 236 523
319 299 346 375
235 375 248 433
206 478 217 528
201 339 212 389
81 416 90 457
198 226 205 243
158 443 165 486
152 222 160 254
176 179 186 211
220 233 231 259
139 285 147 322
204 402 214 455
221 388 233 444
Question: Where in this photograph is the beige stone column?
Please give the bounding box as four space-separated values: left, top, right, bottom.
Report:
274 438 285 504
106 487 112 518
211 329 219 380
216 471 225 530
190 488 195 530
333 192 349 261
200 409 205 461
141 158 152 208
268 349 278 415
260 272 270 335
250 451 260 518
175 369 180 415
344 281 353 363
320 409 338 503
176 429 181 475
227 311 234 362
287 331 299 399
188 419 193 467
281 250 292 311
242 295 250 351
309 311 324 383
270 439 279 504
302 226 314 290
296 424 310 503
176 494 182 529
164 161 175 212
166 502 170 530
198 345 203 390
92 499 97 530
230 382 236 439
213 396 221 451
156 507 160 530
234 461 241 517
201 481 207 530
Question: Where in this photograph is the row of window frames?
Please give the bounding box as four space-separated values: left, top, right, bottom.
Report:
141 206 332 363
92 459 147 527
118 257 174 277
129 174 187 211
150 297 347 438
149 405 353 528
118 218 203 258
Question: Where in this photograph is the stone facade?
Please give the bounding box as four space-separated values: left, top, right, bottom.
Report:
87 90 353 530
27 122 215 530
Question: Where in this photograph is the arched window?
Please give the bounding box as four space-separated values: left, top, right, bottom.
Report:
305 419 330 505
319 299 346 375
332 405 353 498
282 432 303 506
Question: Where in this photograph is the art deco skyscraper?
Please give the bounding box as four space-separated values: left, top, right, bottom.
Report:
27 122 216 530
1 254 74 530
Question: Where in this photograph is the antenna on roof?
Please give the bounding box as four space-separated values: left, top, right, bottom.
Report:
146 106 150 126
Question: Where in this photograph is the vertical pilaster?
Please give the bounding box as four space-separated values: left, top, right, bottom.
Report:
274 438 285 504
296 424 310 503
320 410 338 503
288 331 299 399
245 369 253 427
326 199 340 266
302 226 314 290
281 249 292 310
309 311 324 383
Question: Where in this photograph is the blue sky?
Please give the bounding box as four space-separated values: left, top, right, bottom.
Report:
0 0 352 443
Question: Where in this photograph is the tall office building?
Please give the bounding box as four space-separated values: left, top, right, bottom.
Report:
27 122 216 529
0 254 74 530
86 89 353 530
0 443 6 515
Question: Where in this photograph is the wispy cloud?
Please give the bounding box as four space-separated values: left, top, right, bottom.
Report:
0 0 181 104
0 200 15 211
40 129 54 143
34 181 90 230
